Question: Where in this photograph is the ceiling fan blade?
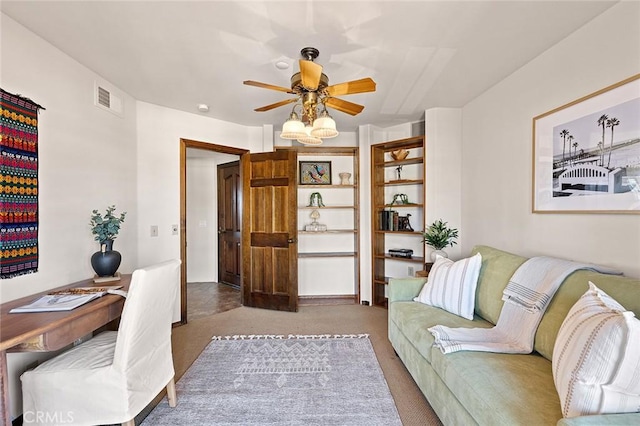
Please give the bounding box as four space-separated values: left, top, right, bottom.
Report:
254 98 298 112
325 97 365 116
243 80 294 94
299 60 323 90
325 78 377 97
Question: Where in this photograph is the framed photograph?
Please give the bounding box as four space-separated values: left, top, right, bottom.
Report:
299 161 332 185
532 74 640 214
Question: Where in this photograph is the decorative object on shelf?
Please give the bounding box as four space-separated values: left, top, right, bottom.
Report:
388 248 413 258
89 205 126 278
339 172 351 185
391 149 409 161
243 47 376 146
300 161 332 185
307 192 325 207
397 214 414 232
304 209 327 232
391 193 410 205
395 165 403 181
422 219 458 261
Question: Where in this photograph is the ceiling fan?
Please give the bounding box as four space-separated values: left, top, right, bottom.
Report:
243 47 376 145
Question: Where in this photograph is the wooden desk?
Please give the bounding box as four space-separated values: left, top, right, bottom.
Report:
0 275 131 425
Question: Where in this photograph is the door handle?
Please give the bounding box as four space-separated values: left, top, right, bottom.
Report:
287 237 297 244
218 228 226 234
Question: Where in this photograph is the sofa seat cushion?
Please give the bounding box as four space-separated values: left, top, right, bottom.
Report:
389 301 492 363
430 348 562 425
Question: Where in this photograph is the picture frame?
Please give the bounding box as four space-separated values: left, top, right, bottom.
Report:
299 161 332 185
532 74 640 214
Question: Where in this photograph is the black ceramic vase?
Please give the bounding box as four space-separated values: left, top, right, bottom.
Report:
91 239 122 277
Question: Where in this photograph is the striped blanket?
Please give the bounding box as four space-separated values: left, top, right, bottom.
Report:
428 256 620 354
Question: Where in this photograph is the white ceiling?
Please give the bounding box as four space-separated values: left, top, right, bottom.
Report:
1 1 617 132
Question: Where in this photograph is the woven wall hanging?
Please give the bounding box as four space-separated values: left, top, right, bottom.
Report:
0 89 44 279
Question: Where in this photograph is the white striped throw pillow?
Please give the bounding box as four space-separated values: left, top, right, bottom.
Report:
413 253 482 320
553 282 640 418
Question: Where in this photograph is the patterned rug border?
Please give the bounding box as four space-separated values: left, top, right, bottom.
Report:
211 333 369 340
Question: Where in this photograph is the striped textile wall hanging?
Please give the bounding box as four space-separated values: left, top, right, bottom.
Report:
0 89 44 279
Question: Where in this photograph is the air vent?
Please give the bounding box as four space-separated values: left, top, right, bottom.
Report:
94 81 123 117
97 86 111 108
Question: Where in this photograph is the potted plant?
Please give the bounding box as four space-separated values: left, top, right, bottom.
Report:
422 219 458 262
89 205 126 277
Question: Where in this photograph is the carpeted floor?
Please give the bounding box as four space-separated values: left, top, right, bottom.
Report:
162 295 442 426
144 335 402 425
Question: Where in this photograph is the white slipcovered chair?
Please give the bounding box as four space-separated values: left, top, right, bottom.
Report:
21 259 181 426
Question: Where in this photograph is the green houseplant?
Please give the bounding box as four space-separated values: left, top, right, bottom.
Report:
89 205 126 277
90 205 126 243
422 219 458 261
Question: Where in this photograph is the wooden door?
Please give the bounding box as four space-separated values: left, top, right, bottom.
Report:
217 161 241 288
241 150 298 312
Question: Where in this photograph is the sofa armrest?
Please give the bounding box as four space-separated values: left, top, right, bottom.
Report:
388 277 427 302
557 413 640 425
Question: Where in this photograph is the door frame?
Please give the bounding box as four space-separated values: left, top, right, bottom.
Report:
179 138 249 324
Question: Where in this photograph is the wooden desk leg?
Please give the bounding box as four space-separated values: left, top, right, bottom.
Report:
0 350 10 426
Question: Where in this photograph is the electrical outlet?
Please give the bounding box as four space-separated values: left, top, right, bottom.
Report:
150 225 158 237
408 266 415 276
171 224 179 235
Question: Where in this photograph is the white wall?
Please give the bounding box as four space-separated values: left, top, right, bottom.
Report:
135 101 264 270
1 14 138 419
425 108 463 261
0 14 138 303
461 2 640 277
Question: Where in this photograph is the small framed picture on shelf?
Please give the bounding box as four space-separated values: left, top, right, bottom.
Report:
299 161 332 185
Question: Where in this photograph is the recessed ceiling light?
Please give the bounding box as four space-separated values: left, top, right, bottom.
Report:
275 61 290 70
197 104 209 113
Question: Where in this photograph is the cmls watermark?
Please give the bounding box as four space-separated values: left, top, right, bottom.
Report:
23 411 74 424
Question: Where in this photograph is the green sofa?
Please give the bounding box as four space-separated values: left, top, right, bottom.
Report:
388 245 640 425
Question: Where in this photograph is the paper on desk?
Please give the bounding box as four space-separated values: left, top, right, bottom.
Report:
9 285 124 313
9 294 104 313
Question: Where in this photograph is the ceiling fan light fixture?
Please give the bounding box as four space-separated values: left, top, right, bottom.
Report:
310 111 338 139
297 124 323 145
280 112 306 140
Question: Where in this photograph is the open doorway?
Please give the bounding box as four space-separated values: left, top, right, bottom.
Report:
179 139 248 323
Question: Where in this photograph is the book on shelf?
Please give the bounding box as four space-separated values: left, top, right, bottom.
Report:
9 286 123 313
380 210 400 231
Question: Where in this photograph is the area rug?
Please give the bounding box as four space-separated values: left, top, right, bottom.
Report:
143 334 402 425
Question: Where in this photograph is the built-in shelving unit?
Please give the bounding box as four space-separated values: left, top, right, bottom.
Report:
276 146 359 304
371 136 425 307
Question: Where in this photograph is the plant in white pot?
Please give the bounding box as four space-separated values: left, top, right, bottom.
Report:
422 219 458 262
89 205 126 277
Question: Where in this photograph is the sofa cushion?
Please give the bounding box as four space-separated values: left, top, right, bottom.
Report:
471 245 527 325
388 301 491 363
535 270 640 361
553 282 640 418
413 253 482 320
430 348 562 425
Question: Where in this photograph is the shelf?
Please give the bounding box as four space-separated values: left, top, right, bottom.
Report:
298 205 356 209
378 203 423 208
381 179 423 186
299 184 356 189
298 230 357 234
375 254 425 263
372 136 425 308
298 252 356 258
278 145 360 303
375 230 422 235
376 157 424 167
